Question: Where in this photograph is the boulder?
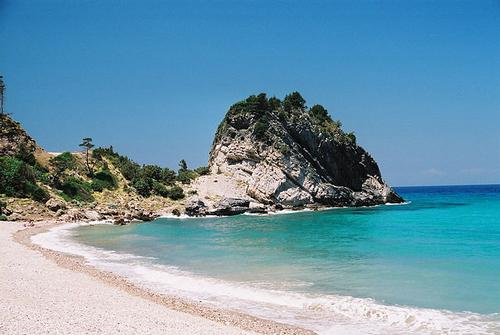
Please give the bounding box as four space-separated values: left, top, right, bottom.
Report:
113 217 127 225
209 198 250 216
185 199 207 216
45 198 67 212
83 210 102 221
60 209 85 222
133 210 157 222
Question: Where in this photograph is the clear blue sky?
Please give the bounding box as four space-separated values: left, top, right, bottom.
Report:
1 0 499 186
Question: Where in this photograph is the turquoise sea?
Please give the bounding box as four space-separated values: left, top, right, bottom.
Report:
34 185 500 334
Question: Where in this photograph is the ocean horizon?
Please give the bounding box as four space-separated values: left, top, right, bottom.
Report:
33 184 500 334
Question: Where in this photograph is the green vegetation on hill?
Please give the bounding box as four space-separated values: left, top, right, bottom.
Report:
0 130 209 204
92 146 208 200
216 91 356 146
0 156 49 202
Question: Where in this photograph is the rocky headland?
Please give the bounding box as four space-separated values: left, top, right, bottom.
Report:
185 92 403 215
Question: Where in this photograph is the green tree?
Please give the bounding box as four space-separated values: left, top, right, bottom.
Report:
143 165 163 181
177 169 196 184
268 96 282 111
194 166 210 176
309 104 330 124
178 159 188 171
167 185 185 200
0 157 49 202
160 168 176 185
79 137 95 176
132 177 152 197
283 92 306 112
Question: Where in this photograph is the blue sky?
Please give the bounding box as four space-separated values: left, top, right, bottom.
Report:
1 0 499 186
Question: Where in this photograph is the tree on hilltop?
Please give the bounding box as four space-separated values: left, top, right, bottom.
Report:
179 159 188 171
283 92 306 112
309 104 330 124
79 137 95 176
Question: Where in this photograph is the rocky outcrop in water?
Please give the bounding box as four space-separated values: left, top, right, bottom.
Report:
206 93 403 211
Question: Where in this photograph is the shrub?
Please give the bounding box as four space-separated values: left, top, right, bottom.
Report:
143 165 163 181
50 152 76 172
0 214 7 221
132 176 152 197
194 166 209 176
0 157 32 196
0 157 47 202
177 169 197 184
268 97 282 111
120 160 141 180
93 147 141 181
90 180 107 192
152 181 169 197
228 93 271 115
167 185 185 200
283 92 306 112
309 104 330 124
26 182 50 202
16 143 36 165
345 132 356 144
160 168 176 185
253 120 268 140
91 169 117 191
60 177 93 202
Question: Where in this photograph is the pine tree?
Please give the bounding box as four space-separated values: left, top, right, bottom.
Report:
79 137 95 176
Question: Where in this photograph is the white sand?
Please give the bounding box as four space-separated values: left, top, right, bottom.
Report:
0 222 256 335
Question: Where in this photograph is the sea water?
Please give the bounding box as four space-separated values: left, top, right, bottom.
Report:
33 185 500 334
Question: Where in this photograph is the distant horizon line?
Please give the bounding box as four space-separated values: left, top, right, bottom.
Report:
394 183 499 188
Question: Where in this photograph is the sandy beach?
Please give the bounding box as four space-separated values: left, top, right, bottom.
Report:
0 221 313 335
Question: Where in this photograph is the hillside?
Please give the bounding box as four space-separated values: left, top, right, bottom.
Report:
0 114 202 222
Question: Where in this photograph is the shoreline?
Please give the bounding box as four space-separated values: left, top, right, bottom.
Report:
12 220 315 335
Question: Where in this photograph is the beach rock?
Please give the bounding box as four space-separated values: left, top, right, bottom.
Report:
8 213 23 221
133 210 156 222
209 198 250 216
172 208 181 217
113 217 127 225
55 209 66 217
83 210 102 221
185 199 208 216
60 209 86 222
248 201 268 214
207 93 403 208
45 198 67 212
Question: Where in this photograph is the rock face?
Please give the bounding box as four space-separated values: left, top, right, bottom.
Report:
0 114 40 157
207 93 403 209
185 197 250 216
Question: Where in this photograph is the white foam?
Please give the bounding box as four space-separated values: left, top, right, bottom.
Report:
385 201 412 206
32 223 500 335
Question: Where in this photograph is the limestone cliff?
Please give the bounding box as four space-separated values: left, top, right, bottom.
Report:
207 93 403 209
